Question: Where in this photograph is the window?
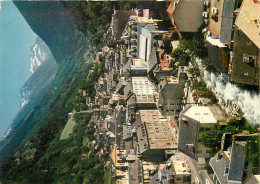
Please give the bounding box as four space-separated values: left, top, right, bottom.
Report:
197 150 202 153
216 178 220 184
206 128 211 131
213 174 217 181
224 167 229 175
200 128 205 132
206 150 211 153
183 120 188 125
217 153 222 160
212 7 218 14
176 177 182 181
243 54 255 64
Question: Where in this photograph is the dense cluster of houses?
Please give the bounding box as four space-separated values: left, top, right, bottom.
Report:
83 1 260 183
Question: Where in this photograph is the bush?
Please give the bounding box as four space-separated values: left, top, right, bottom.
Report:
199 128 222 153
162 36 173 54
245 136 260 168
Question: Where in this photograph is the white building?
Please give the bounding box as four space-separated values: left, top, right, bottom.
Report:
178 106 218 158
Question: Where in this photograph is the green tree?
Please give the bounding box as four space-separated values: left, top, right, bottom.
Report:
199 128 223 152
245 136 260 168
162 36 173 54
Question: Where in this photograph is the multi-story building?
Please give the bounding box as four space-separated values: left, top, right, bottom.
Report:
178 106 218 159
150 152 191 184
206 0 236 73
135 110 178 161
124 77 158 123
110 144 130 184
210 139 246 184
209 131 260 184
230 0 260 86
157 66 189 119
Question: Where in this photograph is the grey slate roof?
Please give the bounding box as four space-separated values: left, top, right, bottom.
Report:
173 0 204 32
210 140 246 184
220 0 235 44
150 173 159 184
228 141 246 182
210 153 229 183
178 112 198 158
148 45 158 72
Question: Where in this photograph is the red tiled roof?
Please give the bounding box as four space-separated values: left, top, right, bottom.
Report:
158 50 173 71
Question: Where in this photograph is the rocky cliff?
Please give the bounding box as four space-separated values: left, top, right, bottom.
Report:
29 37 48 74
13 1 85 64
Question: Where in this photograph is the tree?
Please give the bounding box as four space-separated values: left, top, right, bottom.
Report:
201 57 211 68
178 53 190 66
162 36 173 54
170 47 185 60
179 37 207 58
199 128 222 153
245 136 260 168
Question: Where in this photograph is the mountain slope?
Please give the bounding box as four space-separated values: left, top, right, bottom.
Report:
13 1 84 64
0 2 115 182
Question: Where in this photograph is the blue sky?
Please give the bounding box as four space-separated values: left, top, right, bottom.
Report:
0 1 37 137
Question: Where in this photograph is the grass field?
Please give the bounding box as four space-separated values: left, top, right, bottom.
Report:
60 111 76 140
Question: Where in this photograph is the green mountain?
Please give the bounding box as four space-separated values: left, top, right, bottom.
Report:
0 1 120 183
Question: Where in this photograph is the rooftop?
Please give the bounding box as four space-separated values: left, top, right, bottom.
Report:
158 50 173 71
132 58 147 66
131 15 162 24
165 76 179 84
235 0 260 49
172 0 204 32
130 59 147 71
132 77 156 95
210 140 246 184
110 144 128 167
245 175 260 184
173 161 191 175
139 110 178 150
209 152 229 183
220 0 235 44
110 144 118 166
143 161 158 182
140 110 164 123
182 106 217 124
208 0 224 37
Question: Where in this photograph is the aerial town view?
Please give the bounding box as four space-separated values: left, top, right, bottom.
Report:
0 0 259 184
